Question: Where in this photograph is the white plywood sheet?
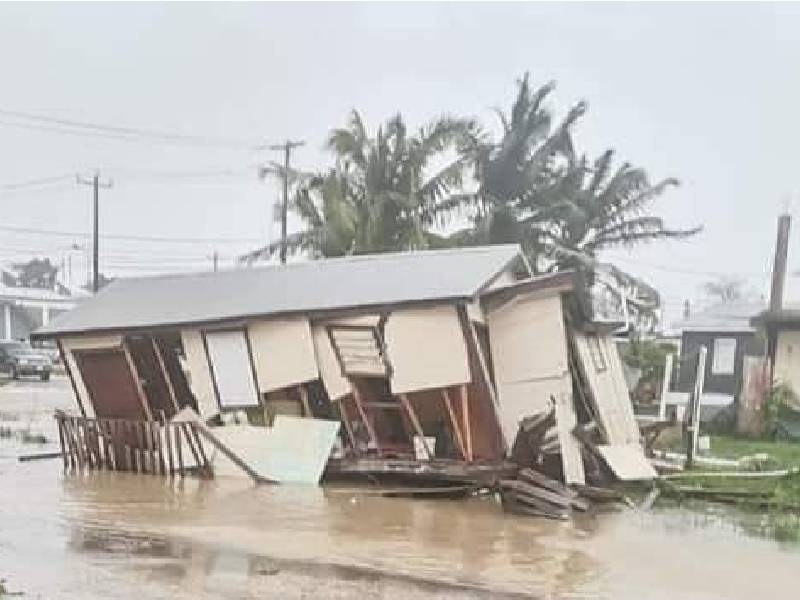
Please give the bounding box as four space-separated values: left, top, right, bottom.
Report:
180 329 219 419
573 332 640 445
248 317 318 393
385 305 471 394
597 444 657 480
210 416 339 484
205 330 260 409
488 294 568 384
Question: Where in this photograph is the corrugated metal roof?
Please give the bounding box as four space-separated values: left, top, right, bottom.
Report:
36 245 523 337
672 299 765 333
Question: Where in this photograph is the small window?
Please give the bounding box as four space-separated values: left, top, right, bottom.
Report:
327 325 390 378
204 329 261 410
712 338 737 375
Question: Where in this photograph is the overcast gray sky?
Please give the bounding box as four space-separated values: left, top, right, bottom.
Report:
1 2 799 324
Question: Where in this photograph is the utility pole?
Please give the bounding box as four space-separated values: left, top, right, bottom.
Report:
212 250 219 272
77 172 113 293
267 140 305 264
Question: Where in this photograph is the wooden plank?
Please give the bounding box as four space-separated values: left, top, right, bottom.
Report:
500 479 572 509
150 422 162 475
298 385 312 417
505 491 570 520
350 383 380 455
57 340 87 417
135 421 146 473
597 444 658 481
152 338 180 414
162 414 174 476
181 423 202 468
174 424 184 476
338 396 360 456
441 389 467 461
90 421 102 468
104 420 115 470
57 418 68 470
398 393 433 460
122 339 154 422
518 468 576 498
73 419 86 469
502 495 568 520
459 384 473 462
466 316 500 408
124 422 133 472
189 424 209 471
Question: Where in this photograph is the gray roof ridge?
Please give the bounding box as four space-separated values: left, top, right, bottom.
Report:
110 243 523 285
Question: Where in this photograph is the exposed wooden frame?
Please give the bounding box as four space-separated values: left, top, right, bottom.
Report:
457 304 506 456
399 393 433 460
466 318 500 407
298 384 312 417
122 340 154 421
338 395 360 456
350 383 381 455
200 326 262 412
152 338 180 414
441 388 467 461
57 339 86 417
459 384 473 462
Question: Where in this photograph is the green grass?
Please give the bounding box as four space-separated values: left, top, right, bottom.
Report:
708 435 800 469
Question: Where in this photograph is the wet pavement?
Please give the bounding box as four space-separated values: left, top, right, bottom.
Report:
1 377 799 599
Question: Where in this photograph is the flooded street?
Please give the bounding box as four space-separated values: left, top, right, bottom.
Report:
1 377 799 599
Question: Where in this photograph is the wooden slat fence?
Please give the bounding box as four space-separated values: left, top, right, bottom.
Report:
55 411 211 477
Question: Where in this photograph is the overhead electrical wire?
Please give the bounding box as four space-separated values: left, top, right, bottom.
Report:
0 223 261 244
0 173 75 190
0 108 265 150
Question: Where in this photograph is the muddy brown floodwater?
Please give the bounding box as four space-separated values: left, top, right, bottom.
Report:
1 377 799 599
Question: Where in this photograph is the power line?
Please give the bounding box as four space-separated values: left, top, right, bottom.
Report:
0 108 264 150
0 174 74 190
0 223 261 244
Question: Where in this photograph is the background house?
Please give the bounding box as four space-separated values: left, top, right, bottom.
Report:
1 263 85 341
669 299 766 422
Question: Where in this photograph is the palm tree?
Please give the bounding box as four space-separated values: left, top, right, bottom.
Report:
449 73 698 276
533 149 700 271
442 73 587 265
241 110 476 261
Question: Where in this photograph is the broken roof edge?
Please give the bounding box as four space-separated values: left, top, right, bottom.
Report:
479 270 576 304
30 293 479 341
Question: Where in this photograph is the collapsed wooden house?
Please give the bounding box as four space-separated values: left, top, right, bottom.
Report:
33 245 654 486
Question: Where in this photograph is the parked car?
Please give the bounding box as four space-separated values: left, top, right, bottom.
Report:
30 339 61 365
0 341 53 381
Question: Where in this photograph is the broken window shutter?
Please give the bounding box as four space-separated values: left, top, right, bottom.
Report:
204 329 261 410
327 325 390 378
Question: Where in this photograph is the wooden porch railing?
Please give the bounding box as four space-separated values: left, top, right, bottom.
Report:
55 411 211 477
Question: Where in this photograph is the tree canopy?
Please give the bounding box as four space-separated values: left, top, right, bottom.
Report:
240 74 700 327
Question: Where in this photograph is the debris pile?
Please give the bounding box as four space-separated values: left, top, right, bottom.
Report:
500 468 589 520
500 404 635 519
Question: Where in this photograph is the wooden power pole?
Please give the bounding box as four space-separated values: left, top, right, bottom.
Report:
77 172 113 293
268 140 305 264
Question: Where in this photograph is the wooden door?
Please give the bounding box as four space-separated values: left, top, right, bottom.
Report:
74 349 146 420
